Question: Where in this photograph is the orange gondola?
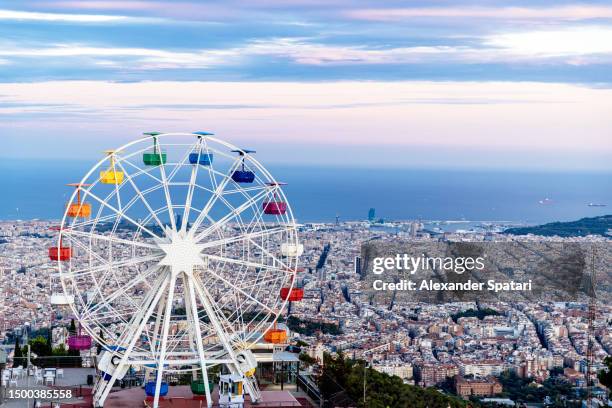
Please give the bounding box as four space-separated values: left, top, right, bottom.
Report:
264 324 287 344
66 183 91 218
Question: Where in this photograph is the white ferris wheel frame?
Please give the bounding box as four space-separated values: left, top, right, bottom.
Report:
53 132 300 407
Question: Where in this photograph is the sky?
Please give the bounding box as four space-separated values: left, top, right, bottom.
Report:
1 0 611 170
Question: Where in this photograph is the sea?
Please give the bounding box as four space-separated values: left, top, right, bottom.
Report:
0 158 610 226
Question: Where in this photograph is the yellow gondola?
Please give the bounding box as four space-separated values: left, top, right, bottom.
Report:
99 150 124 184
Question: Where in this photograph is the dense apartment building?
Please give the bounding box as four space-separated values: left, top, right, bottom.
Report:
455 376 503 399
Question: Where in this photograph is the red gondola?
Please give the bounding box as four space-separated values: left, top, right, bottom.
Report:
280 287 304 302
49 247 71 261
48 226 71 261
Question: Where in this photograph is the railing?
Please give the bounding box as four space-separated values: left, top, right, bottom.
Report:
140 401 302 408
297 373 322 404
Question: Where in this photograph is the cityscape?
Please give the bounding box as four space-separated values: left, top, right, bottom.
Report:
1 211 610 407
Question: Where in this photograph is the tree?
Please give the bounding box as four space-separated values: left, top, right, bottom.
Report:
299 352 317 366
318 352 469 408
97 331 104 355
13 337 24 366
598 356 612 396
52 344 68 356
69 319 77 335
28 335 52 357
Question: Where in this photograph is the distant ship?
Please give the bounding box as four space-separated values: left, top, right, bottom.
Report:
538 198 553 205
587 203 607 207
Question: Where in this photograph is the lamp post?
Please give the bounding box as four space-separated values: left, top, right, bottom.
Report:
361 343 390 408
362 360 367 407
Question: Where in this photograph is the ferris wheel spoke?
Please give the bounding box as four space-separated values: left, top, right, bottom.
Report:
61 232 118 268
193 186 271 243
205 254 288 274
185 274 212 402
82 307 135 324
121 158 164 184
181 138 205 233
107 271 169 355
198 226 291 250
188 157 242 236
82 188 163 240
62 228 160 251
84 263 166 318
114 158 167 231
191 276 243 348
153 269 177 406
63 253 163 279
156 139 181 232
167 141 197 182
198 267 277 315
223 184 269 195
247 238 292 270
67 212 119 230
97 274 171 405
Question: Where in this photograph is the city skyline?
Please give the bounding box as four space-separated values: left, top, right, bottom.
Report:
1 1 611 170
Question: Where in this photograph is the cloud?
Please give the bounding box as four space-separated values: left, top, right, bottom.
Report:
2 32 612 71
205 33 612 66
485 27 612 57
0 39 488 69
2 25 612 72
0 44 241 68
346 5 612 21
0 8 160 23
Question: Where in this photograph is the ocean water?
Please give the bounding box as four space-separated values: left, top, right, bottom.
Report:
0 158 610 225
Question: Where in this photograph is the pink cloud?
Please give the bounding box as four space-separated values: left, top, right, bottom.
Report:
346 5 612 21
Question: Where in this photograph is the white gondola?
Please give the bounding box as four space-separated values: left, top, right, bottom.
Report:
49 273 74 305
281 243 304 257
50 293 75 305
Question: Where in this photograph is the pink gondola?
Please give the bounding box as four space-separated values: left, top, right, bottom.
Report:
263 182 287 215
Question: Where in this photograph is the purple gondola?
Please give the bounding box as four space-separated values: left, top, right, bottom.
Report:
231 149 256 183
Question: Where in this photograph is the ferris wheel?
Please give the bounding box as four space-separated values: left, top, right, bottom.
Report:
50 132 302 408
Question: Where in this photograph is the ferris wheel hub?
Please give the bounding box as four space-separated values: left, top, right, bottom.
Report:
157 229 206 274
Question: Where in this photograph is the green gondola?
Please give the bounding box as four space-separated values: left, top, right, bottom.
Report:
191 379 215 395
143 133 167 166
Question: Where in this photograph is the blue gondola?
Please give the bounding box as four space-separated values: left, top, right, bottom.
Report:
145 381 168 397
231 149 256 183
190 131 214 165
189 152 213 165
